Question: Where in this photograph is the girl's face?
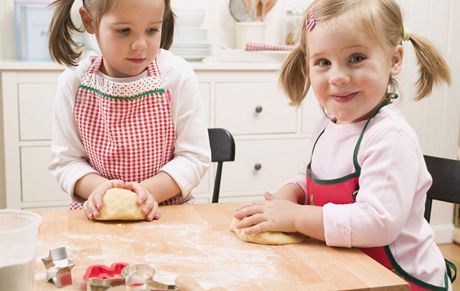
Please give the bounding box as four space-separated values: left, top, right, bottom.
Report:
82 0 165 78
307 19 403 123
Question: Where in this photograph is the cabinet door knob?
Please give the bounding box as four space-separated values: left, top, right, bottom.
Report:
254 163 262 171
254 105 263 114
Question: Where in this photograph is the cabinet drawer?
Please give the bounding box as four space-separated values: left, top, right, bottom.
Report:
19 82 56 140
220 138 311 194
20 146 68 203
215 82 297 135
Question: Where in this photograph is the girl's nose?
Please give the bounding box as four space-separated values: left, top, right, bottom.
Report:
328 68 351 86
131 36 147 50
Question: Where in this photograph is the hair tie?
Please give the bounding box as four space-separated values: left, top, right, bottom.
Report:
387 92 399 100
402 28 411 41
305 10 316 32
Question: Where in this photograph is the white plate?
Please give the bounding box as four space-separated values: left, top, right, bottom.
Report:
171 48 211 54
179 54 208 61
171 42 211 48
174 28 207 43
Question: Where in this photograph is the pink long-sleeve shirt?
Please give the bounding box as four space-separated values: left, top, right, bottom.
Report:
287 103 450 288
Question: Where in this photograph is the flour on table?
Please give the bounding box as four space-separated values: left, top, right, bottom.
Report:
38 223 286 289
140 224 281 288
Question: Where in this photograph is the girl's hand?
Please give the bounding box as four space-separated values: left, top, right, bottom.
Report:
234 191 280 215
124 182 161 221
83 179 125 220
234 192 302 235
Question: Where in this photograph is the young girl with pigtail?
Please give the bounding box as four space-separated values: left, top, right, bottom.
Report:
235 0 456 289
48 0 210 221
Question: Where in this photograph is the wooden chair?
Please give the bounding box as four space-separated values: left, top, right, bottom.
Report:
423 155 460 222
208 128 236 203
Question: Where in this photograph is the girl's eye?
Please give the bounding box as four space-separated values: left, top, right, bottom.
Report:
349 54 366 64
317 59 331 67
116 28 130 35
147 28 160 34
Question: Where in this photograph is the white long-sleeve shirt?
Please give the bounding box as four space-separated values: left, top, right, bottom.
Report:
286 103 450 288
49 49 211 198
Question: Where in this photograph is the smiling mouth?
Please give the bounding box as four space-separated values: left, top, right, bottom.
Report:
331 92 358 103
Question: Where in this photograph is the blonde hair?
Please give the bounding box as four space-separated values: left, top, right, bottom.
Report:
279 0 451 106
48 0 175 67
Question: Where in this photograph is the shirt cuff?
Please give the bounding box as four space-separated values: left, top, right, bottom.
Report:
323 203 352 248
160 157 203 196
60 163 98 200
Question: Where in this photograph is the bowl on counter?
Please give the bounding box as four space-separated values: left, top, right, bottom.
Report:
174 8 205 28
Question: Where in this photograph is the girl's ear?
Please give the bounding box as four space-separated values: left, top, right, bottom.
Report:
79 7 96 34
390 45 403 75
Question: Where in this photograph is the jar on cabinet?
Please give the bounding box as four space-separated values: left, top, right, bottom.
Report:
284 7 304 45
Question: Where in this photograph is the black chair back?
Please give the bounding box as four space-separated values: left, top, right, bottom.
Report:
424 155 460 222
208 128 236 203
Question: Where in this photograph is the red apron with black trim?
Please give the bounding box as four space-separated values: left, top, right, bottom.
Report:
306 101 453 290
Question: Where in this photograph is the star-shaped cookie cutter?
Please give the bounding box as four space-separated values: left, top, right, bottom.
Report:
41 246 75 288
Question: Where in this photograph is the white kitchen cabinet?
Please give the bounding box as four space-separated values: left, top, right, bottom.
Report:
193 65 319 203
0 61 319 209
0 65 66 209
214 81 297 135
218 138 310 200
20 146 65 205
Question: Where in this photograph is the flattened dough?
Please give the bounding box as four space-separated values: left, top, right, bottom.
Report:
96 188 145 221
229 218 305 245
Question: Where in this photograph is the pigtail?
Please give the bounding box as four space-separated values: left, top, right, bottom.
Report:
406 33 451 100
161 0 175 50
48 0 84 67
279 46 309 106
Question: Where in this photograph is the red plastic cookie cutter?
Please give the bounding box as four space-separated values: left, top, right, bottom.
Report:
83 262 129 281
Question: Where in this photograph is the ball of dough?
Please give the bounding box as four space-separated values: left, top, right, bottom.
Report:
96 188 145 221
229 217 305 245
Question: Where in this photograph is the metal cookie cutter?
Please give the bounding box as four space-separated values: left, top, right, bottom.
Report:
41 246 75 287
87 264 178 291
84 262 127 291
123 264 178 290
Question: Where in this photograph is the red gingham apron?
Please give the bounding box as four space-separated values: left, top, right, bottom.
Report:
70 57 192 209
306 101 452 290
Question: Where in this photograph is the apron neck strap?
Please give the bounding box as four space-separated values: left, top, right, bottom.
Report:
308 94 396 174
352 94 397 174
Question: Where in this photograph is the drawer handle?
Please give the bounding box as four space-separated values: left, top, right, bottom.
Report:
254 163 262 171
254 105 263 114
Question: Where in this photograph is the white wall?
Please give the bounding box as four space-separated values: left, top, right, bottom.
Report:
0 0 459 240
2 0 309 57
396 1 460 237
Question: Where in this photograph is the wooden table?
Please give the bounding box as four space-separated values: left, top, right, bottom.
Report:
33 203 408 290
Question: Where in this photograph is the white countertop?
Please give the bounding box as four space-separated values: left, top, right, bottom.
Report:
0 59 282 71
0 60 64 70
